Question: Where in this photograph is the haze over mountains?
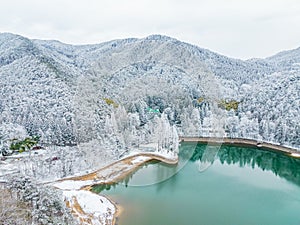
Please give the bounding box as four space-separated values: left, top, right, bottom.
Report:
0 33 299 154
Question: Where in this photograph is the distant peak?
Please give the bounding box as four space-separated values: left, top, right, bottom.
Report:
0 32 23 38
144 34 175 42
0 32 31 42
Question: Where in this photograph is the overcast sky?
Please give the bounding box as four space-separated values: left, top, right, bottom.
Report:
1 0 300 59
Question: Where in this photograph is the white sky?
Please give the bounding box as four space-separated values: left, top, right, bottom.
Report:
1 0 300 59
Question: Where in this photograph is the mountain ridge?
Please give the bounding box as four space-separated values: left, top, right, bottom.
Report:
0 32 299 153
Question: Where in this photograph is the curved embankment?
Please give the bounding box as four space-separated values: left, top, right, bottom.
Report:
65 152 178 185
179 137 300 158
52 152 178 225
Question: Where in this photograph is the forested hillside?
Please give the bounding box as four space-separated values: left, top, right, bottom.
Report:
0 33 299 163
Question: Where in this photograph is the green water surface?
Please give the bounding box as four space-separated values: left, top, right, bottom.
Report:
93 143 300 225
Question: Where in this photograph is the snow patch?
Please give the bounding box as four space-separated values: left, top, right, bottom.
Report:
291 152 300 158
52 180 98 190
131 156 151 164
63 190 115 225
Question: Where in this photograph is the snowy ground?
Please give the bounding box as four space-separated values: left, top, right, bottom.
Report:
0 149 47 178
63 190 116 225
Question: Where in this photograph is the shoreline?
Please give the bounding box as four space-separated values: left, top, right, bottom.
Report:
52 152 179 225
179 137 300 157
103 194 124 225
99 152 179 225
75 152 179 225
60 152 178 189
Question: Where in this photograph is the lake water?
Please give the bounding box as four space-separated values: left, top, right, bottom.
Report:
93 143 300 225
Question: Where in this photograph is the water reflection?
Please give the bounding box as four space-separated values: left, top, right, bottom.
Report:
92 160 179 193
92 143 300 193
187 143 300 187
92 143 300 225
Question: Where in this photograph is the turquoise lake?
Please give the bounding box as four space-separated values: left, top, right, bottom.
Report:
93 143 300 225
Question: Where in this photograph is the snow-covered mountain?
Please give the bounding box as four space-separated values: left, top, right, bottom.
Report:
0 33 299 152
265 46 300 71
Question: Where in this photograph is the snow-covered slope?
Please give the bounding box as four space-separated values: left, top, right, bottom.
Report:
0 34 77 145
265 47 300 71
0 32 299 151
237 71 300 146
0 33 39 66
